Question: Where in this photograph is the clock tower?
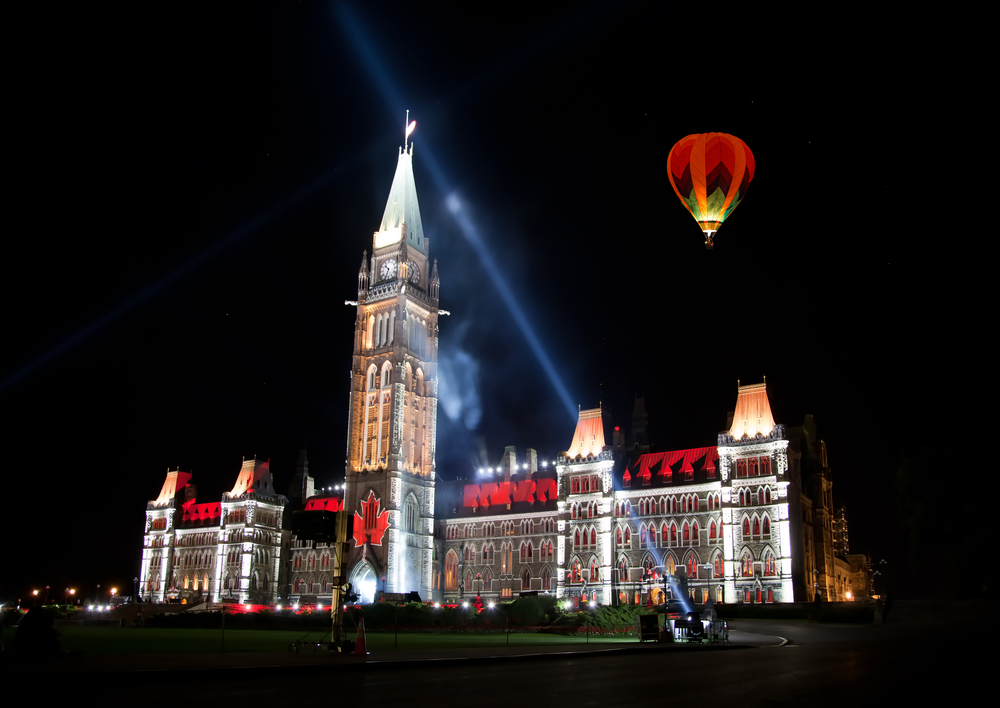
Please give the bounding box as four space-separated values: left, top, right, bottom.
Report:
343 122 440 602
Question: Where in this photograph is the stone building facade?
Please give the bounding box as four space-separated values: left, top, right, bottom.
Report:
340 133 440 604
435 383 856 607
139 458 288 605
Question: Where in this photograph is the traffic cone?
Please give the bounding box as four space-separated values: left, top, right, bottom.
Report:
354 618 368 655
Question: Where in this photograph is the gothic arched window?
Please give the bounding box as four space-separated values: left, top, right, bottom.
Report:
444 551 459 590
404 495 419 534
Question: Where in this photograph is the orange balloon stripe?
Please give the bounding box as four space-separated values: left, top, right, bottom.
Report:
690 134 708 217
744 142 756 181
671 138 696 178
674 144 694 179
666 142 692 217
719 139 736 177
718 138 746 218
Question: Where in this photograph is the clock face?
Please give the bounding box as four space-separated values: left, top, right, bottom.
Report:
407 259 420 284
379 258 397 281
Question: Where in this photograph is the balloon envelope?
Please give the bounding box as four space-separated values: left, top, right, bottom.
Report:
667 133 755 246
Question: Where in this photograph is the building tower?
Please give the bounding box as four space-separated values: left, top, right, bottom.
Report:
343 123 440 603
556 406 614 605
717 381 794 604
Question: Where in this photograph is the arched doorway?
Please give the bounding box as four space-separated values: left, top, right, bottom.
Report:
349 562 377 604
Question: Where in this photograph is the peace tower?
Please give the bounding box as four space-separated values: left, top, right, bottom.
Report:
342 123 440 602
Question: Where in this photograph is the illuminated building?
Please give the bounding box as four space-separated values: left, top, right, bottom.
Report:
138 129 863 608
436 383 858 605
341 131 440 603
139 458 288 604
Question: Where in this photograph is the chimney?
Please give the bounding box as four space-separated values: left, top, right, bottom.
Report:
526 448 538 478
503 446 516 483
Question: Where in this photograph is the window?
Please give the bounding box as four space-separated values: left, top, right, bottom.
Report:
643 556 655 578
749 457 759 476
521 568 531 591
743 517 751 535
755 587 762 603
670 523 677 545
404 495 419 533
444 551 458 590
737 459 747 478
572 477 580 494
624 527 631 546
742 553 753 577
590 559 600 583
763 551 776 576
661 523 669 546
640 525 647 546
692 521 699 545
590 528 597 547
767 587 774 603
683 523 690 543
618 557 629 582
575 528 581 548
714 554 723 577
764 487 772 504
710 520 717 540
687 556 697 579
753 517 761 536
762 516 771 538
542 567 551 591
571 561 582 584
760 456 771 475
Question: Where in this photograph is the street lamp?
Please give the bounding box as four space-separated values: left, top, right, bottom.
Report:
700 564 714 605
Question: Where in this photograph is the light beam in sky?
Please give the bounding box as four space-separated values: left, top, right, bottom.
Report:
335 3 578 422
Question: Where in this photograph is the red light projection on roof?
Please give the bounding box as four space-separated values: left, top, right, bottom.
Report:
304 497 344 512
353 491 390 547
461 477 557 509
182 502 221 523
632 447 719 481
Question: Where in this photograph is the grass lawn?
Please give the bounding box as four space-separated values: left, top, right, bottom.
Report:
7 625 637 655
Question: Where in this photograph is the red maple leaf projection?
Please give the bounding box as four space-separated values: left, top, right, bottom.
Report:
353 491 391 547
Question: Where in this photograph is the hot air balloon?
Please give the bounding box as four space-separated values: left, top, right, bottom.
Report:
667 133 755 249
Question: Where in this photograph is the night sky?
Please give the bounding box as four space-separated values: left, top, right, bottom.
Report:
4 2 955 602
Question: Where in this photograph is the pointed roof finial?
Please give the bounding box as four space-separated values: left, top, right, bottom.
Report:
404 109 416 153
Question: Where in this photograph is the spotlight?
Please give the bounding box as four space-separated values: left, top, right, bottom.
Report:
316 603 323 610
276 604 282 610
462 601 469 609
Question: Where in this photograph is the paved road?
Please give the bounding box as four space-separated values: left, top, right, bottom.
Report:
19 619 984 705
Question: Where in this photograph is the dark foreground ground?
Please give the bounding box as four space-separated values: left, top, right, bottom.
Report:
6 611 985 706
